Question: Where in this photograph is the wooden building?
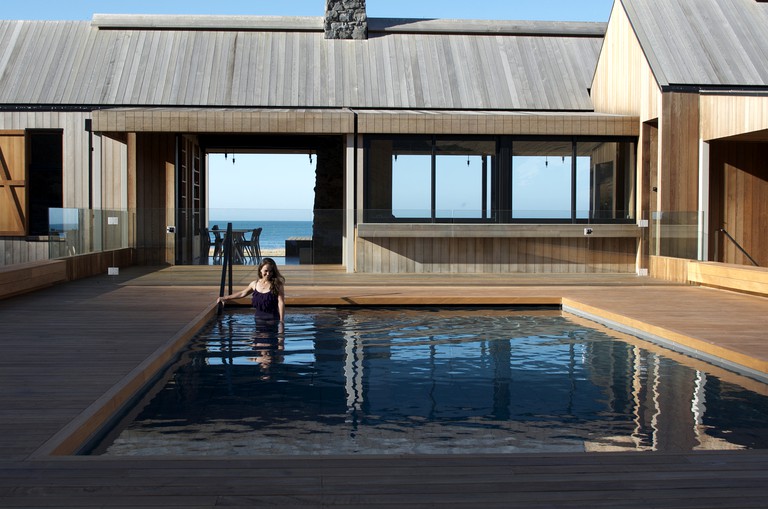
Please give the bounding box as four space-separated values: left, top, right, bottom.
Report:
592 0 768 279
0 0 766 278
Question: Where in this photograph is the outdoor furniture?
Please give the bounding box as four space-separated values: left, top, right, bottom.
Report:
200 227 212 262
249 228 263 264
235 227 262 264
210 225 224 260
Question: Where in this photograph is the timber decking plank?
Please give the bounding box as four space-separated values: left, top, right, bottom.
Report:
2 266 768 507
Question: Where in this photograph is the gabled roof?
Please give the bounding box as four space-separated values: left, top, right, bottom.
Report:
0 16 605 111
621 0 768 89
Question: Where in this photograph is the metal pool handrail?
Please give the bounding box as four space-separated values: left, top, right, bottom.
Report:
217 222 235 314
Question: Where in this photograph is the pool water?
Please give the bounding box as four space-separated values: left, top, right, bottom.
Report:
92 307 768 456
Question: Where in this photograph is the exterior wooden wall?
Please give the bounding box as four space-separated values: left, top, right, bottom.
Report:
0 112 129 266
700 94 768 141
100 134 128 211
655 92 700 261
132 133 176 265
590 1 660 121
0 111 98 208
649 255 690 284
93 109 355 134
356 112 638 136
659 92 699 214
355 237 638 274
709 141 768 267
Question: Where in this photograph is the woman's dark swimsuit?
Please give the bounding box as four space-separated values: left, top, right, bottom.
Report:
252 289 280 320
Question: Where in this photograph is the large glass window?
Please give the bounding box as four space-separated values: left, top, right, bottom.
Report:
367 137 432 221
511 140 572 219
435 139 494 219
576 140 635 221
392 153 431 218
366 136 495 222
365 135 635 223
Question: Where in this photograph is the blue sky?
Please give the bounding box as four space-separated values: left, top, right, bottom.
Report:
5 1 613 22
5 1 615 219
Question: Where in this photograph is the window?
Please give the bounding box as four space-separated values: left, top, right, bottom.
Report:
365 135 636 223
511 140 572 219
0 129 62 236
28 131 63 236
367 137 432 221
576 140 635 221
365 136 495 222
435 139 494 220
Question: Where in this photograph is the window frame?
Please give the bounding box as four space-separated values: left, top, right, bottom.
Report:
363 134 637 225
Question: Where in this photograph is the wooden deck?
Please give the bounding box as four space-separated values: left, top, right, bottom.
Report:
2 265 768 508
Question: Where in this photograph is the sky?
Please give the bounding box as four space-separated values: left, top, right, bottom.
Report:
4 1 613 22
5 1 615 220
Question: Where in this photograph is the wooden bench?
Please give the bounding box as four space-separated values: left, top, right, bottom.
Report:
688 261 768 297
0 260 68 300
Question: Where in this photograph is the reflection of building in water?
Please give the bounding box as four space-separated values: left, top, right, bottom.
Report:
343 314 364 415
581 339 746 452
340 313 754 453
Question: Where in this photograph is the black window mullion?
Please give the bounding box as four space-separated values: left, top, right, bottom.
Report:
571 138 577 223
431 136 436 222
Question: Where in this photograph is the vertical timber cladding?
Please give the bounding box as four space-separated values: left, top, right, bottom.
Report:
710 141 768 267
356 237 637 274
132 133 176 265
660 92 699 259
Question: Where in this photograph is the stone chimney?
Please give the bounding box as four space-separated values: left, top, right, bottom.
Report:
324 0 368 39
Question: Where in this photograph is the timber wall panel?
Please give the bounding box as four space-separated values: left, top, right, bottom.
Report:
700 94 768 141
94 109 355 134
658 92 700 260
710 141 768 267
356 237 637 274
134 133 175 265
0 260 67 299
590 2 661 122
356 111 638 136
0 112 129 266
0 111 94 209
689 261 768 297
649 255 689 283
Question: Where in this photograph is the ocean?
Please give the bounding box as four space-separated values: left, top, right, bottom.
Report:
208 220 312 251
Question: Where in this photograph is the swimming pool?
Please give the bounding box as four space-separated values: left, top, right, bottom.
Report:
90 307 768 456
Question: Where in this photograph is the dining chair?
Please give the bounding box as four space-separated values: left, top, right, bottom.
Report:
211 225 223 260
200 227 212 263
233 229 250 263
250 227 263 264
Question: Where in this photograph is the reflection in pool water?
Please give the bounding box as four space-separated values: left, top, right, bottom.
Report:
93 307 768 456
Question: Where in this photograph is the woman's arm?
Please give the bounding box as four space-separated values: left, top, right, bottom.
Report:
277 289 285 321
217 281 257 305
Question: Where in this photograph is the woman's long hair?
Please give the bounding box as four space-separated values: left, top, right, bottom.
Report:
259 257 285 296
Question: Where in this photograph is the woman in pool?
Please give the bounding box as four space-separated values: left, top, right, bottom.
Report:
217 257 285 322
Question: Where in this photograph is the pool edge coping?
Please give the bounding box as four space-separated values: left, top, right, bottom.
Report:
29 303 220 459
562 298 768 383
